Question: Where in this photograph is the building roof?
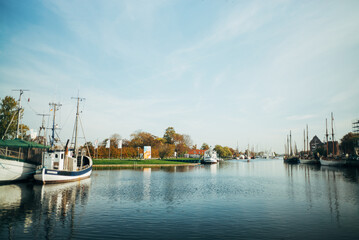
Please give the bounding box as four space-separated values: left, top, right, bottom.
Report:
0 138 49 149
310 135 322 145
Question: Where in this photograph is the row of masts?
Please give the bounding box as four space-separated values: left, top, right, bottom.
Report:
285 112 336 156
8 89 83 158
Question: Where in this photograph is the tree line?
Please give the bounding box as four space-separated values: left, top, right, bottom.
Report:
1 95 358 158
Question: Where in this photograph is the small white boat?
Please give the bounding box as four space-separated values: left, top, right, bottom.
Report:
34 148 92 184
204 148 218 164
34 96 92 184
319 158 346 166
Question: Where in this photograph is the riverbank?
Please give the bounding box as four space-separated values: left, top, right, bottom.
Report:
93 158 201 169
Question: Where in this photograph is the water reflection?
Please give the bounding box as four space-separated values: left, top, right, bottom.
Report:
1 160 359 239
0 179 91 239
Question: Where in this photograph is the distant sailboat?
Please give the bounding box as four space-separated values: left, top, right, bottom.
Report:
284 130 299 164
320 113 345 166
299 124 319 164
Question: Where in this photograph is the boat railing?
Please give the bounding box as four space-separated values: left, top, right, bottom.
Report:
0 147 24 160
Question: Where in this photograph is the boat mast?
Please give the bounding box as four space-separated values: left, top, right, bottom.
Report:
303 129 306 154
12 89 29 139
326 118 329 156
306 124 309 154
49 102 61 147
37 113 49 145
71 96 85 157
286 134 289 156
331 112 335 156
290 131 292 156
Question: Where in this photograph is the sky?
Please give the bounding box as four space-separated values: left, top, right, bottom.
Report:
1 0 358 153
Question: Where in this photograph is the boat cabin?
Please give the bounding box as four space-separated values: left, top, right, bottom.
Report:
42 149 91 171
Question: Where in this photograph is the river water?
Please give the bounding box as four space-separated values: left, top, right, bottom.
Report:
1 159 359 239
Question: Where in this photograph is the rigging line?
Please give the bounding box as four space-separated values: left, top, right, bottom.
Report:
79 115 92 159
54 130 65 149
58 104 76 136
25 101 40 115
2 112 17 139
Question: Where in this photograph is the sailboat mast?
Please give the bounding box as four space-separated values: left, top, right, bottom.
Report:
290 131 292 156
326 118 329 156
303 129 306 154
331 112 335 156
287 135 289 156
72 96 85 157
306 124 309 154
49 103 61 147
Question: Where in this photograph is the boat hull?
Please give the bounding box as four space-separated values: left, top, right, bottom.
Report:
34 166 92 184
320 159 346 166
203 158 218 164
0 158 37 183
299 158 319 164
284 157 299 164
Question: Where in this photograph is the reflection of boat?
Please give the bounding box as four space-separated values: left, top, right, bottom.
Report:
203 147 218 164
0 183 30 210
34 97 92 184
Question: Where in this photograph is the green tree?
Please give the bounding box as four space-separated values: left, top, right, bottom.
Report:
340 132 359 155
201 143 209 150
0 96 29 139
163 127 176 144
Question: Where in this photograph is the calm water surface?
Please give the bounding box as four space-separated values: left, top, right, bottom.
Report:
1 159 359 239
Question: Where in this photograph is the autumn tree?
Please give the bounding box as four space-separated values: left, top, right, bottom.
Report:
158 144 175 159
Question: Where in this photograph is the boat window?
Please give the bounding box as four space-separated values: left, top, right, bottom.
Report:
61 153 64 159
55 154 58 158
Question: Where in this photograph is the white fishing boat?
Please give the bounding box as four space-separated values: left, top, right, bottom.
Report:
203 147 218 164
34 96 92 184
0 139 48 183
0 90 48 183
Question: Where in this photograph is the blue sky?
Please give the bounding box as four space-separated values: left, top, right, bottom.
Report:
1 0 358 153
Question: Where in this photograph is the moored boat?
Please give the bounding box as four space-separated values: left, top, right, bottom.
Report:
203 147 218 164
299 158 319 164
34 96 92 184
319 157 346 166
319 113 345 167
0 139 48 183
284 156 300 164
